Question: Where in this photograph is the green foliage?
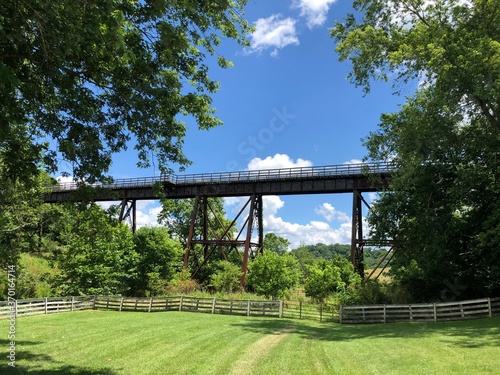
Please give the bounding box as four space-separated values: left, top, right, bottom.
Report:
130 226 183 296
247 251 300 299
263 232 290 255
209 260 242 294
332 0 500 131
0 0 251 182
304 260 342 302
58 204 138 296
15 254 61 299
167 269 202 295
334 0 500 300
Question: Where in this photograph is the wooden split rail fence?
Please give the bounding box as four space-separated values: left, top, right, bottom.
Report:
340 297 500 324
2 296 499 324
94 295 283 317
0 295 283 319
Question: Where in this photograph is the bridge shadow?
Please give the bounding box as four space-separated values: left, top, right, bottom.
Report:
231 316 500 348
0 339 119 375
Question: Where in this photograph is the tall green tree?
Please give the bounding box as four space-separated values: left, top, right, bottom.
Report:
247 252 300 299
1 0 251 182
332 0 500 300
304 260 342 303
58 204 137 296
263 233 290 255
332 0 500 130
130 226 183 296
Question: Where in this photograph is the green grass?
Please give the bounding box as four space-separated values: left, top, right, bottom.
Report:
1 311 499 374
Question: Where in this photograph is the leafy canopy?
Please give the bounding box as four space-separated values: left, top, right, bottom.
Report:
332 0 500 300
0 0 251 182
332 0 500 131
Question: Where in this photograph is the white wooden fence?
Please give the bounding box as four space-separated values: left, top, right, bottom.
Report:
0 296 94 319
2 296 499 324
340 297 500 324
93 295 283 317
0 295 283 319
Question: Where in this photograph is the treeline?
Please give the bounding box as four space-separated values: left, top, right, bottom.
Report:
290 243 388 269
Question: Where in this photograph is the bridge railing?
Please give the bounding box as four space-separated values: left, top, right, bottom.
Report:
49 161 394 192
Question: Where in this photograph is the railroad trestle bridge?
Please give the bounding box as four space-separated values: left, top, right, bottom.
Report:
44 162 394 284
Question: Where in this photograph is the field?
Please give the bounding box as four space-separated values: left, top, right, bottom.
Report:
1 311 499 374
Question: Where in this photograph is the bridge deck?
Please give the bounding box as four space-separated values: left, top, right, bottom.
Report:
43 162 393 202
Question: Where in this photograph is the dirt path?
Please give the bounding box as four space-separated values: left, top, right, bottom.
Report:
229 328 293 375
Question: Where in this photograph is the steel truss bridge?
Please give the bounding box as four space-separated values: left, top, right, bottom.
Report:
44 162 394 285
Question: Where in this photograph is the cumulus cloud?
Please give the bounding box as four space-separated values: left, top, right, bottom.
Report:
247 14 299 57
247 153 312 170
97 200 162 229
292 0 337 28
314 202 350 222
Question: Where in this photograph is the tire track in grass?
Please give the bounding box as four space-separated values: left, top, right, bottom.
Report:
229 328 293 375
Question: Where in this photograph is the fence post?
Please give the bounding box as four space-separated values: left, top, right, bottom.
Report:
179 296 184 311
339 305 343 324
45 297 48 315
212 298 216 314
71 296 75 312
93 295 97 310
383 305 387 323
247 300 251 317
148 297 153 313
14 299 18 317
488 297 492 318
119 297 124 312
433 303 437 322
300 300 302 320
320 304 323 322
279 300 283 318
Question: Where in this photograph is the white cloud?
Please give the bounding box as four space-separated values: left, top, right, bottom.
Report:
135 201 162 228
97 200 161 229
292 0 337 28
247 153 312 170
247 14 299 57
343 158 363 165
314 202 350 222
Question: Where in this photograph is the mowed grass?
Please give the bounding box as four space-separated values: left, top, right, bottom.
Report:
1 311 499 375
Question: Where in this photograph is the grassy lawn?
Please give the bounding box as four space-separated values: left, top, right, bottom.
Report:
0 310 499 374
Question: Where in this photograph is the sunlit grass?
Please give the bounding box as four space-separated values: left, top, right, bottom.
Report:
1 310 499 374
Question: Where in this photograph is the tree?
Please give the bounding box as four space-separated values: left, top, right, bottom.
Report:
304 260 342 302
1 0 251 182
130 226 183 296
58 204 138 295
246 252 300 299
331 1 500 130
209 260 242 294
332 1 500 300
263 233 290 255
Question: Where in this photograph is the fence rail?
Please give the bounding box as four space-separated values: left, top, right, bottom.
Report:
94 296 283 317
2 296 499 324
0 296 94 319
340 297 500 324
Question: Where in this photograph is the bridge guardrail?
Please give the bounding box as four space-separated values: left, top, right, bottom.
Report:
49 161 394 192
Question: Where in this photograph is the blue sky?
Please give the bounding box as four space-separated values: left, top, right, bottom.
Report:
85 1 414 248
